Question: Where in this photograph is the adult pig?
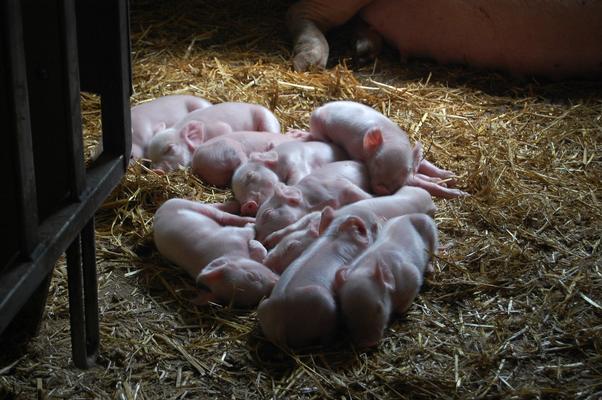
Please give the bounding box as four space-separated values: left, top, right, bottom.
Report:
254 160 372 242
335 213 438 347
307 101 465 197
264 185 434 274
257 210 379 348
287 0 602 79
232 141 348 216
130 95 211 161
148 102 282 172
191 131 307 187
153 199 277 307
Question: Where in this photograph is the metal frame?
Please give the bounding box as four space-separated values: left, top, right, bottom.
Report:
0 0 131 368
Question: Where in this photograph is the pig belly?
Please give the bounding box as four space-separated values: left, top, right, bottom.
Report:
360 0 602 79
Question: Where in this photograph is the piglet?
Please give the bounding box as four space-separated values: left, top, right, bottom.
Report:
148 102 282 172
153 198 278 307
263 185 435 274
335 213 438 347
232 141 348 216
130 95 211 161
191 131 307 187
304 101 466 197
254 160 372 242
257 209 379 348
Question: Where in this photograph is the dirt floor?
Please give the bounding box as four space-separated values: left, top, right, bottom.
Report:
1 0 601 399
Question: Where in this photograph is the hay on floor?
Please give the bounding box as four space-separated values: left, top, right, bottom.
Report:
2 0 601 399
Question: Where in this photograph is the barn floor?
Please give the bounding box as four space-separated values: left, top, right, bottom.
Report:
2 0 601 399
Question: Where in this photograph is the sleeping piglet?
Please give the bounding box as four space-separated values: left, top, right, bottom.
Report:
232 140 348 216
263 185 435 274
191 130 309 187
257 209 379 348
130 94 211 161
153 198 278 307
148 102 282 172
304 101 466 198
335 213 438 347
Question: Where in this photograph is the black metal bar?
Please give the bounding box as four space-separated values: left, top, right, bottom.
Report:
81 217 99 365
1 0 131 369
1 0 39 257
0 157 124 335
59 0 86 199
66 216 98 368
99 0 132 169
67 231 87 367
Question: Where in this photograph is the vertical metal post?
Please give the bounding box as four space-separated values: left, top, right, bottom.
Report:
66 217 98 368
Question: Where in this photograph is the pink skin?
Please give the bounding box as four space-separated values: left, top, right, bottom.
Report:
130 95 211 161
254 160 372 242
307 101 466 197
264 185 435 274
334 213 438 347
263 223 320 274
232 141 348 216
153 198 276 308
196 256 279 308
148 102 282 172
257 210 379 348
191 131 301 187
288 0 602 79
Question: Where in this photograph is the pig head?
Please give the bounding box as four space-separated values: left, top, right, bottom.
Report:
196 255 278 308
335 213 438 347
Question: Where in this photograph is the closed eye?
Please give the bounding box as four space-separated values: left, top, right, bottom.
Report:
246 172 257 184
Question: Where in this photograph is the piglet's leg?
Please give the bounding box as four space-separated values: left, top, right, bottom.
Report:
417 159 458 187
285 129 315 141
338 185 372 206
406 174 469 199
191 202 256 226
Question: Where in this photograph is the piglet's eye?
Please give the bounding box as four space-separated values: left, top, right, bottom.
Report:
246 172 257 183
163 144 175 155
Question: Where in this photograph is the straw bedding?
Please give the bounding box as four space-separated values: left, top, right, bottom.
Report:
1 0 601 398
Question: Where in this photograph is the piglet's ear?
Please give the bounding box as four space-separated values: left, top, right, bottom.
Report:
153 121 167 134
362 127 383 155
275 184 302 206
180 121 205 152
197 267 224 285
333 267 349 292
318 206 335 235
250 151 279 168
372 263 395 291
340 216 368 240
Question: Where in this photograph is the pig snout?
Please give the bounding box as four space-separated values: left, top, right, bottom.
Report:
241 200 259 216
